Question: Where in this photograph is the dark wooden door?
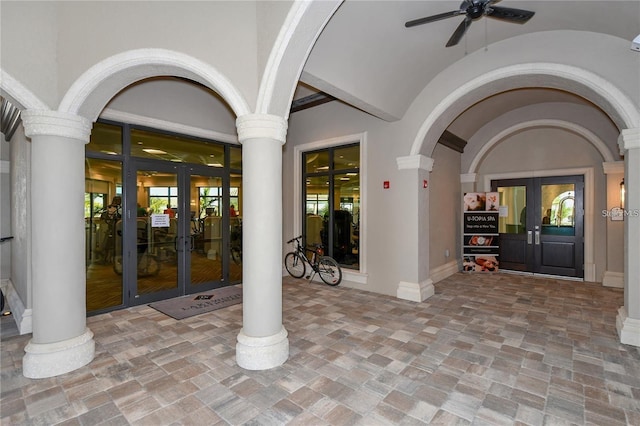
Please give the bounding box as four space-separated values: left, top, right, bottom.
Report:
492 175 584 278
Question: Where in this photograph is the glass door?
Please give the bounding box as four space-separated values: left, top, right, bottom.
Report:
493 180 530 272
186 167 227 294
537 177 584 277
492 175 584 278
125 160 181 305
124 161 232 305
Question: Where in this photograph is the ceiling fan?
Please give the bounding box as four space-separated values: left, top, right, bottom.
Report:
405 0 535 47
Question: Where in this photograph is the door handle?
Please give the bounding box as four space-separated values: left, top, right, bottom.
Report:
190 235 195 251
527 230 533 245
535 230 540 245
174 236 181 252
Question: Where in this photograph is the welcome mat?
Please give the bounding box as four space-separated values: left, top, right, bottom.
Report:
149 286 242 320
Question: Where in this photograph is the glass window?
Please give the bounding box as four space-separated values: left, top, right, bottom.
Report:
334 145 360 170
85 157 123 312
303 144 360 269
199 186 222 218
230 146 242 170
149 186 178 215
131 128 225 167
87 122 123 155
497 186 526 234
305 150 330 174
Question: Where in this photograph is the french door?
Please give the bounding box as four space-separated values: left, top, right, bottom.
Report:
492 175 584 278
120 160 233 305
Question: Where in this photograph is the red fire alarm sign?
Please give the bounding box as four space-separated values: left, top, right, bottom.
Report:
423 180 428 188
383 181 390 189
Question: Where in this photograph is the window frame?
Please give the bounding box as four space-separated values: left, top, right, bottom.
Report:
292 133 367 283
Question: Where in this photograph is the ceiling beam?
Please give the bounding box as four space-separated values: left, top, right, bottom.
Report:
290 92 336 113
438 130 467 153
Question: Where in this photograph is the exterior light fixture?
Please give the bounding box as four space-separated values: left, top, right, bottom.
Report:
621 178 625 208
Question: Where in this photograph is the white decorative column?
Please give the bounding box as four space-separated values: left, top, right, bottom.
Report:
235 114 289 370
21 110 95 378
616 128 640 346
395 154 435 302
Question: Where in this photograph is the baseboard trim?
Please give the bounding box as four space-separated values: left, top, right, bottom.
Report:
1 279 31 335
603 271 624 288
617 306 640 347
397 279 434 302
430 260 461 284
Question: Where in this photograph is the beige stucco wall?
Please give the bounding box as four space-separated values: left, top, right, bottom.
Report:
1 1 289 111
429 144 461 270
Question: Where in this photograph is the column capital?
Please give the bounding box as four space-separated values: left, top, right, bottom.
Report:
396 154 434 171
618 128 640 153
236 114 287 145
21 110 92 143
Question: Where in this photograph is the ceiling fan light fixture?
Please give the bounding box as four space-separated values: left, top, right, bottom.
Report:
405 0 535 47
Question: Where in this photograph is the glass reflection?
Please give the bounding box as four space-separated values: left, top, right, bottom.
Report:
85 157 123 312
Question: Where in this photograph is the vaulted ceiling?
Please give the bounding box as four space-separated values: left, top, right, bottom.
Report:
297 0 639 145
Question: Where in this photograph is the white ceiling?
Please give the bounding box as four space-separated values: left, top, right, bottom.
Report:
299 0 640 141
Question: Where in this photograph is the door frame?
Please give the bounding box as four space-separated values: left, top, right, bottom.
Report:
183 163 231 295
483 167 595 282
124 158 229 306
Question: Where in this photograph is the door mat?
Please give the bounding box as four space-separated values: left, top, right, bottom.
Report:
149 286 242 320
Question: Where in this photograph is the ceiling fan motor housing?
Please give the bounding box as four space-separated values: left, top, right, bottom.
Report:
467 0 487 20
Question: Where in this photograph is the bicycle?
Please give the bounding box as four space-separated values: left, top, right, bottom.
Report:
113 221 160 276
230 219 242 265
284 235 342 286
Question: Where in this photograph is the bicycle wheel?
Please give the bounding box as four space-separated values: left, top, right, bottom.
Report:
284 252 306 278
318 256 342 286
113 255 123 275
231 247 242 265
139 254 160 276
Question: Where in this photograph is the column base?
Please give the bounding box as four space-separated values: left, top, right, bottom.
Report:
236 326 289 370
616 307 640 347
23 328 95 378
397 279 434 302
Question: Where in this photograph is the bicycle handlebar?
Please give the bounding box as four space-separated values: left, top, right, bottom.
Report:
286 235 302 244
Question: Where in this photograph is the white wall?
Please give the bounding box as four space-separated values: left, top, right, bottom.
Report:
9 127 31 305
286 100 410 295
0 2 59 109
1 135 10 279
429 144 461 270
1 1 265 110
105 79 237 137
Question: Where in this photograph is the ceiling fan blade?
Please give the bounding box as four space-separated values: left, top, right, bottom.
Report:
446 16 473 47
486 5 535 23
405 10 464 28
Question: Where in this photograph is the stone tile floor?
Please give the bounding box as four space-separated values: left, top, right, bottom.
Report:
2 273 640 425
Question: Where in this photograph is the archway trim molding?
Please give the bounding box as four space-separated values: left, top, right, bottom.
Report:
256 0 343 119
1 69 49 110
467 119 615 174
410 62 640 157
58 48 251 122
